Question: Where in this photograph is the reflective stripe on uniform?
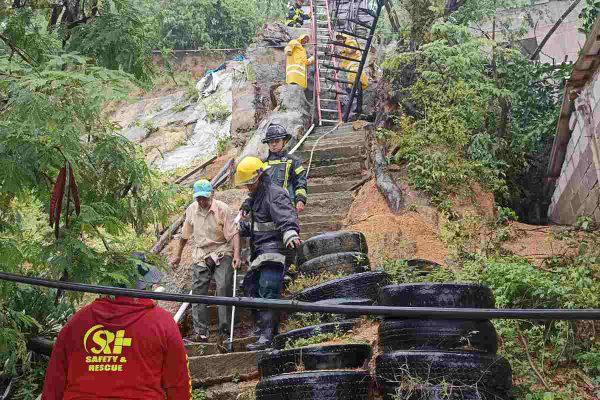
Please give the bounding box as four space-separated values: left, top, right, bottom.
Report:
295 188 307 197
254 221 277 232
295 166 305 174
283 160 292 189
286 64 306 78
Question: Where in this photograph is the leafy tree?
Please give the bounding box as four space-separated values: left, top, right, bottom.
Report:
0 0 176 390
158 0 259 50
380 23 569 219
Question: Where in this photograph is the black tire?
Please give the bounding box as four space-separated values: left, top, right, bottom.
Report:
375 351 512 397
297 231 368 265
382 384 506 400
298 252 370 277
258 344 372 377
379 283 495 308
256 370 371 400
294 271 390 303
315 298 374 322
378 319 498 353
273 320 360 350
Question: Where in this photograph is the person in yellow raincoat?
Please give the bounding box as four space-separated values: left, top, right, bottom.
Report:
336 33 368 117
285 34 314 89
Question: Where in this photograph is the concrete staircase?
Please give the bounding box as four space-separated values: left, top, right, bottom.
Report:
184 123 367 395
297 123 367 239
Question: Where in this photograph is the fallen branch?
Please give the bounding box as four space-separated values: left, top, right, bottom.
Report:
530 0 582 60
516 325 551 390
174 155 218 184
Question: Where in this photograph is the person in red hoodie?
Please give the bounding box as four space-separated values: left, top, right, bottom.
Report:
41 257 191 400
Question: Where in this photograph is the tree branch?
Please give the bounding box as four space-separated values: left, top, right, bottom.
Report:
530 0 583 60
516 325 551 390
0 33 36 66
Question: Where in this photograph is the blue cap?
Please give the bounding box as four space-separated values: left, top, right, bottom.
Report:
193 179 213 198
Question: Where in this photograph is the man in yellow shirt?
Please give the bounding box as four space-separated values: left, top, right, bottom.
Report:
172 179 241 342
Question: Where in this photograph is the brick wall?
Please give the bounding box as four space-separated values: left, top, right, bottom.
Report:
548 71 600 224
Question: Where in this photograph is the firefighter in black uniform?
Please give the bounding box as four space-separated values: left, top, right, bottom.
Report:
235 156 301 351
242 123 307 269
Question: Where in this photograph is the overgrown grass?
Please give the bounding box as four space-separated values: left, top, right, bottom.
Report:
285 272 346 295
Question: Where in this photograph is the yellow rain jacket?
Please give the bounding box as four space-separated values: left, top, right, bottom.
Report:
339 35 368 89
285 34 314 89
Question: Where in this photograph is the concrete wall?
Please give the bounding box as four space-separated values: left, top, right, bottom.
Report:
547 70 600 224
476 0 586 64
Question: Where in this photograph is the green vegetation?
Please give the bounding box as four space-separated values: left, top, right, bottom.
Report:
382 220 599 399
0 1 180 396
380 22 569 219
284 330 367 349
158 0 260 50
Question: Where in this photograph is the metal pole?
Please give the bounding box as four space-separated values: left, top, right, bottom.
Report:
2 271 599 320
342 0 383 122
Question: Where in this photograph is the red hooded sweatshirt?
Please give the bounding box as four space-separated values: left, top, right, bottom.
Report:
41 296 191 400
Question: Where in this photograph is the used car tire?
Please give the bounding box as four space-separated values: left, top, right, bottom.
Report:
294 271 390 303
375 351 512 397
298 252 370 277
379 283 495 308
314 298 374 322
382 384 502 400
258 344 372 377
256 370 371 400
273 320 360 350
378 319 498 353
297 231 368 266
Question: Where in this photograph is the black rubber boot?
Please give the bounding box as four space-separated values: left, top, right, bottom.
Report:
247 311 275 351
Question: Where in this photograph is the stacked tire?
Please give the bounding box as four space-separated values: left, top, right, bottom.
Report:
376 283 513 400
256 344 373 400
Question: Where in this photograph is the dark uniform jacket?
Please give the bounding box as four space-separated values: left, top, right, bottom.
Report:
239 175 300 268
264 151 308 206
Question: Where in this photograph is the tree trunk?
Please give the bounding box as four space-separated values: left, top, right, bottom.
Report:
368 132 403 213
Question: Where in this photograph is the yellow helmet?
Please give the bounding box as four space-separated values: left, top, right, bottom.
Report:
234 156 269 186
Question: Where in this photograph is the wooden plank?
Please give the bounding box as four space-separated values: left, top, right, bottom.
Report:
174 155 218 184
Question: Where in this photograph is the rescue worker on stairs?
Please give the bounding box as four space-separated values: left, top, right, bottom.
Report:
336 33 368 118
286 0 310 27
285 34 315 90
235 156 301 351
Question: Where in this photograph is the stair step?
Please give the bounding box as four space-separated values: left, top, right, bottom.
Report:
300 213 346 224
301 221 343 235
307 160 363 178
320 118 341 124
303 133 365 147
296 144 363 162
320 108 340 113
188 350 265 385
309 179 364 194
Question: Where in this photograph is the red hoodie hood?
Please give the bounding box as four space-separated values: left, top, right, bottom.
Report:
91 296 156 330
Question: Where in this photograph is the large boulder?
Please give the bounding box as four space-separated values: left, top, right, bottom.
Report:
238 84 311 161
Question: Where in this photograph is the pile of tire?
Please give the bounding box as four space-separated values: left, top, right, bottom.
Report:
273 231 389 348
375 283 513 400
256 343 373 400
